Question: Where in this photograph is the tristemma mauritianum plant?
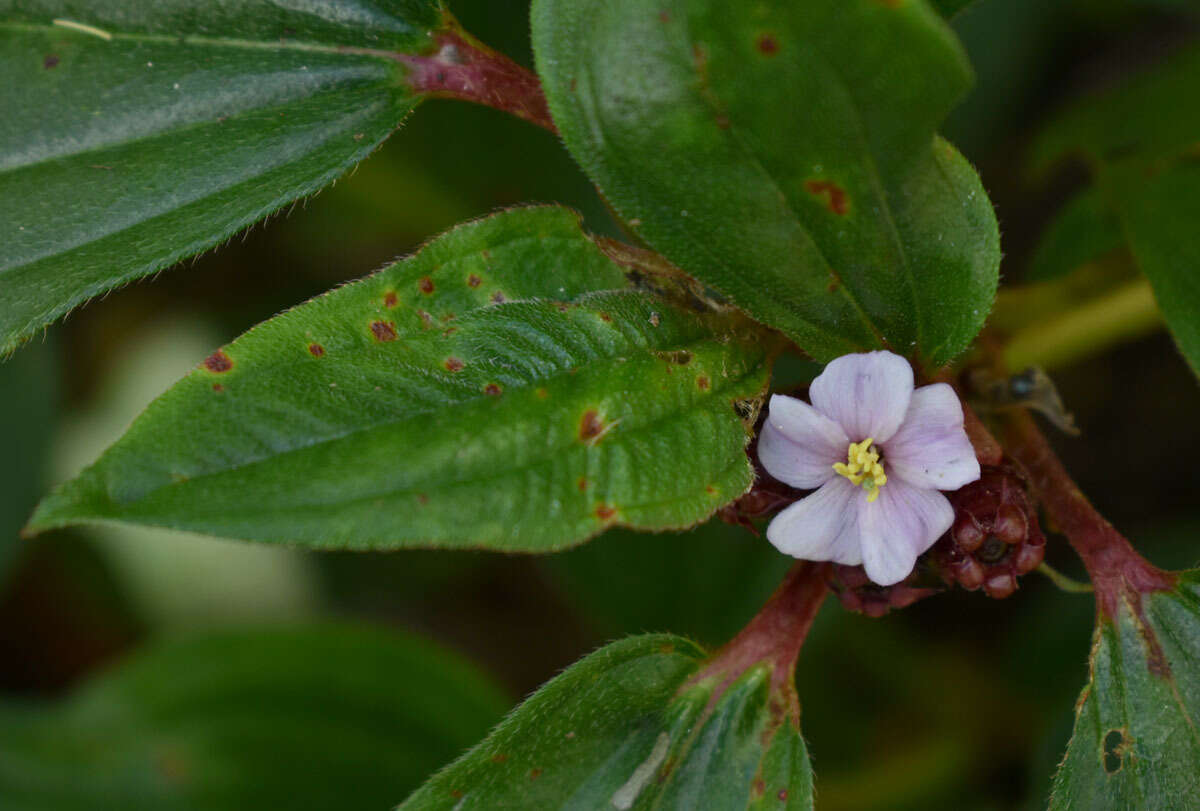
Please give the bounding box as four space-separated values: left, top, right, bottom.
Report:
1 0 1199 808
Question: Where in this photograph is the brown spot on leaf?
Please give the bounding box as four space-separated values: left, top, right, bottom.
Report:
535 387 549 400
658 10 670 22
383 291 398 308
467 273 482 288
418 276 435 294
804 179 850 215
579 410 608 443
417 310 433 328
697 375 711 390
1103 729 1128 774
490 291 507 304
203 350 233 373
491 753 508 764
577 477 589 491
44 54 59 69
777 788 789 801
308 343 325 357
595 504 617 522
598 311 612 322
528 768 543 781
416 494 429 506
484 383 502 396
443 327 458 336
827 276 841 293
444 357 464 372
211 383 224 393
667 350 692 365
756 34 779 55
753 778 766 797
450 789 463 800
370 321 398 342
705 485 717 495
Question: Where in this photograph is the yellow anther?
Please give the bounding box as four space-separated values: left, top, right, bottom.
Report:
833 437 887 502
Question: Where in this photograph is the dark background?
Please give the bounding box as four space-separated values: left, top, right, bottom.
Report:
2 0 1198 808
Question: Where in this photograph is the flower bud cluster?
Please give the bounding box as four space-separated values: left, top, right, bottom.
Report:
931 465 1046 598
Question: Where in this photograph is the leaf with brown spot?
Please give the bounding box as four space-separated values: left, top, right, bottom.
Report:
370 321 398 342
533 0 999 367
1050 569 1200 807
203 350 233 373
27 207 772 554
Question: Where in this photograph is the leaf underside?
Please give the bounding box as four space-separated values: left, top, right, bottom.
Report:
27 206 771 551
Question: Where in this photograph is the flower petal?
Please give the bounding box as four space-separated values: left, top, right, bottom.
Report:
809 351 913 442
758 394 848 489
858 478 954 585
766 477 863 566
882 383 981 491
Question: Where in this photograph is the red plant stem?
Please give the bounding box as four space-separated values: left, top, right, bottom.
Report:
963 402 1004 466
398 25 557 134
690 561 829 722
1003 410 1174 617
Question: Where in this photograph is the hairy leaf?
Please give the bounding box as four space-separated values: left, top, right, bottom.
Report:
401 634 813 810
0 0 444 354
26 207 771 550
1050 571 1200 808
532 0 999 367
0 624 508 811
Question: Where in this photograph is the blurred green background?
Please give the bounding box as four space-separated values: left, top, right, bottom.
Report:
2 0 1199 808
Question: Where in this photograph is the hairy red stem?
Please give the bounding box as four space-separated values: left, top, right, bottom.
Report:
1003 410 1174 617
690 561 829 722
399 26 557 134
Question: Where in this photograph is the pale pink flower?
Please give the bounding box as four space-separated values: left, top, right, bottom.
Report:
758 351 981 585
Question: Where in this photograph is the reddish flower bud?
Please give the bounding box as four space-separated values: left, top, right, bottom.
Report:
931 464 1046 598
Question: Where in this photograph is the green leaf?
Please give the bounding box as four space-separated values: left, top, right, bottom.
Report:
531 0 999 366
1032 44 1200 172
1049 570 1200 808
0 624 509 810
1030 43 1200 377
1026 188 1123 282
401 634 813 810
0 0 444 355
26 207 771 550
1103 160 1200 379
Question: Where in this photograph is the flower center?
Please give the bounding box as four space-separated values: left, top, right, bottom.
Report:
832 438 888 503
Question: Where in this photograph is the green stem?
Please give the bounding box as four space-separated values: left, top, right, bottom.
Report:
1036 562 1093 594
1003 279 1162 371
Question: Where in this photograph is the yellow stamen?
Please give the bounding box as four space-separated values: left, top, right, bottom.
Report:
833 438 887 502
